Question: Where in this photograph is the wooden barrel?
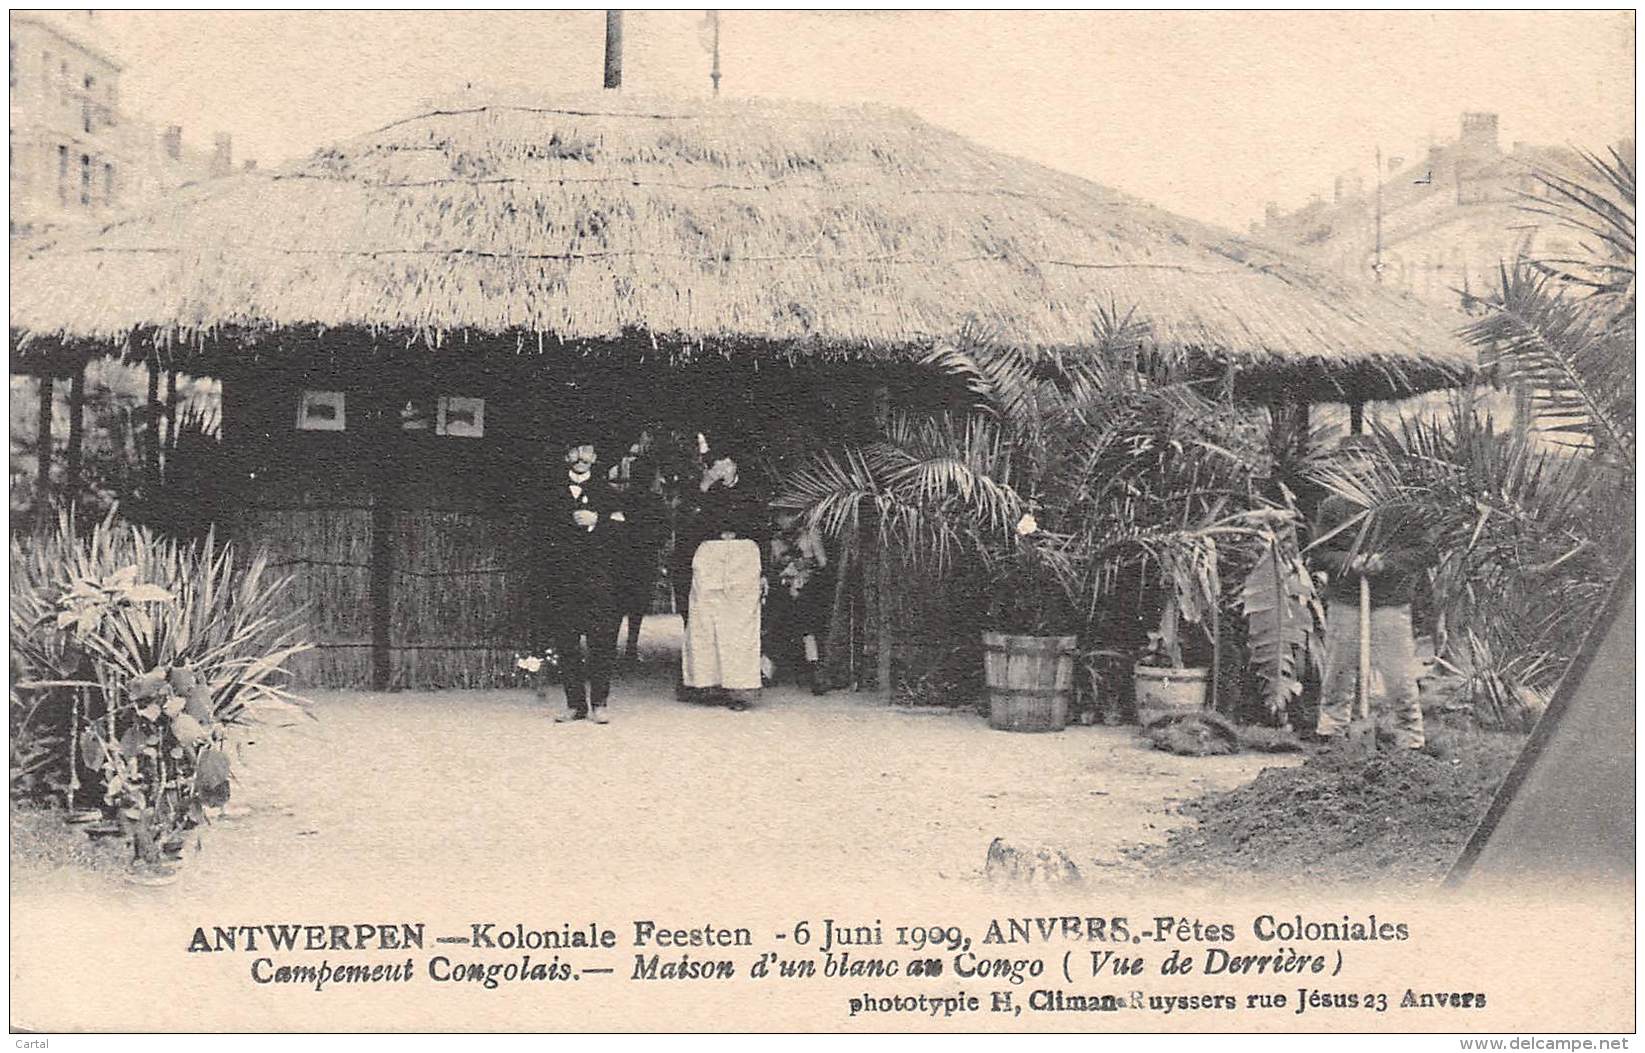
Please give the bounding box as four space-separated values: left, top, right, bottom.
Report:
1133 664 1210 726
982 632 1077 733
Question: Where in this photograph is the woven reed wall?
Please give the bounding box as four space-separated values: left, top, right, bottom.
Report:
859 534 981 703
213 352 893 692
388 509 534 689
234 504 539 690
232 505 374 687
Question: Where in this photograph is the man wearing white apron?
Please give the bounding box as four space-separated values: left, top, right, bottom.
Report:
681 452 767 711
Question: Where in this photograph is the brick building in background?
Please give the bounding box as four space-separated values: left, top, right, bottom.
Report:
1253 111 1585 310
9 13 230 516
9 11 246 236
1253 112 1605 438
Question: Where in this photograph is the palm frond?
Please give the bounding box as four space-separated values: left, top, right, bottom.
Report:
1463 262 1634 472
1516 145 1635 293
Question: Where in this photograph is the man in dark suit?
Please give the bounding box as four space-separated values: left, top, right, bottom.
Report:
541 434 625 724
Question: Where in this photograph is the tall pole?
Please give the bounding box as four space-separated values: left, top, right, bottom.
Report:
66 358 87 505
873 384 893 704
709 10 721 96
1373 146 1384 285
603 10 623 90
35 373 53 532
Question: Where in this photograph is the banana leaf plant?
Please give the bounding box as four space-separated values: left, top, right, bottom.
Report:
1123 507 1325 720
1237 507 1327 722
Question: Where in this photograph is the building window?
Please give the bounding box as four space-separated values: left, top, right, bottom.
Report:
9 43 15 88
103 163 114 207
80 154 91 207
57 145 69 206
60 61 69 107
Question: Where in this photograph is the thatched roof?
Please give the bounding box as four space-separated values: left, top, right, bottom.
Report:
9 93 1475 401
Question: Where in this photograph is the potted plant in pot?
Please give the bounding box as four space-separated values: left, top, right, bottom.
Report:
1129 529 1221 727
776 312 1263 730
1123 505 1326 730
978 510 1083 732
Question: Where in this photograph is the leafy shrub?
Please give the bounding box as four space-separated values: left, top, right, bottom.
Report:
10 509 310 870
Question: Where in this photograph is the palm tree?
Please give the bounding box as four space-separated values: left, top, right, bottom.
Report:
777 310 1321 720
1463 143 1635 475
1311 141 1636 723
776 310 1234 622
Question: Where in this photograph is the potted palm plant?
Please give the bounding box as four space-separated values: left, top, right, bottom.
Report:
977 510 1082 731
1123 506 1325 729
778 311 1231 732
780 307 1336 734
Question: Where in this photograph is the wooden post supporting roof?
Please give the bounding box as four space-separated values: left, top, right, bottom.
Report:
368 377 398 691
163 363 178 475
876 533 892 704
34 374 53 532
873 383 893 704
66 358 87 505
145 355 161 493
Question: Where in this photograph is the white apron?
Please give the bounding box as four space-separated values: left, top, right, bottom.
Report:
682 539 763 690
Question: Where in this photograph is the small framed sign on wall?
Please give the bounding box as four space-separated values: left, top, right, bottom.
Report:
437 396 485 438
400 397 433 431
295 389 346 431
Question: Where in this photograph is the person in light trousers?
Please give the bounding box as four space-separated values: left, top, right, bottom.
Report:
1310 438 1435 749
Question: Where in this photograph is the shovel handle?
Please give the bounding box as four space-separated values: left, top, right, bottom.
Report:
1358 575 1373 721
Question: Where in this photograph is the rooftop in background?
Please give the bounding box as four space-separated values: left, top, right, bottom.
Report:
10 11 123 72
1251 111 1603 304
8 11 247 238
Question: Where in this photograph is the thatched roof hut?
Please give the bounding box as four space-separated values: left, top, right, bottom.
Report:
10 93 1482 692
10 92 1473 403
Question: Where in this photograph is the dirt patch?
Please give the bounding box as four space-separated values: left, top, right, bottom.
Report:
1133 727 1527 888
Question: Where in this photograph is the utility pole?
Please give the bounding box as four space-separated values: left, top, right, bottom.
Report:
708 11 722 96
603 10 623 90
1355 145 1384 433
1373 145 1385 285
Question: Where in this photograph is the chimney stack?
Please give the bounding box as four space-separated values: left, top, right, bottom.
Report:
1460 111 1500 154
603 11 623 89
163 125 183 161
212 133 232 177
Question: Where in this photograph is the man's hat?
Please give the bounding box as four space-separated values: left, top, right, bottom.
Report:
555 418 612 453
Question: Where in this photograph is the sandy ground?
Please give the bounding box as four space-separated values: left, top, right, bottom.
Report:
200 676 1281 892
12 619 1632 1036
10 617 1306 1031
15 617 1294 902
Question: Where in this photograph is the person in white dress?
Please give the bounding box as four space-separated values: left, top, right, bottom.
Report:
680 451 768 711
